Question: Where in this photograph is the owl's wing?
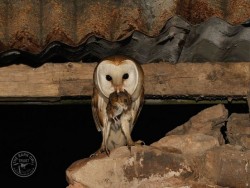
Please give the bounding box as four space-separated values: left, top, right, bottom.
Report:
91 88 107 132
131 87 144 126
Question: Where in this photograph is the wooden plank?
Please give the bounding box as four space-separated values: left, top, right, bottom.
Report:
0 62 249 101
144 62 250 96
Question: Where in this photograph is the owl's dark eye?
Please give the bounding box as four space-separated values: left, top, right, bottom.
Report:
122 73 129 80
106 75 112 81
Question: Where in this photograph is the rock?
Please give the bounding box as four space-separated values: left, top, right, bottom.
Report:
167 104 228 136
66 145 193 188
66 105 249 188
227 113 250 135
66 182 85 188
208 125 225 145
166 104 228 145
151 133 219 156
240 135 250 149
188 104 228 132
227 113 250 149
200 145 250 187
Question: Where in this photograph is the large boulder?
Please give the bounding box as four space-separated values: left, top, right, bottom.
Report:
66 104 250 188
151 133 219 156
227 113 250 149
201 145 250 187
66 146 193 188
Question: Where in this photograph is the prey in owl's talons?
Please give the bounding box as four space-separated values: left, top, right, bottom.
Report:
106 90 132 123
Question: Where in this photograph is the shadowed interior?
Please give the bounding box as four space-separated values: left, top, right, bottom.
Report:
1 103 248 187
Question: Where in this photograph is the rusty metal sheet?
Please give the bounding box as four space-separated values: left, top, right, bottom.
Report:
179 17 250 62
0 16 190 67
0 1 250 67
2 15 250 67
0 0 249 52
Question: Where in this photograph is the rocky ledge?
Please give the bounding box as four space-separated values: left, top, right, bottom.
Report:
66 104 250 188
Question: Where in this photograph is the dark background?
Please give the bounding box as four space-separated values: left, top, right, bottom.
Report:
0 103 248 187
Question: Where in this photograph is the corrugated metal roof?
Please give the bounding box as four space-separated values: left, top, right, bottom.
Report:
179 17 250 62
0 0 250 66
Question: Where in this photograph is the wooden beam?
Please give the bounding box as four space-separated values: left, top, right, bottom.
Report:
0 62 249 102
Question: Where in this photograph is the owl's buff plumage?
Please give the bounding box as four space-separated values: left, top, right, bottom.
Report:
91 56 144 156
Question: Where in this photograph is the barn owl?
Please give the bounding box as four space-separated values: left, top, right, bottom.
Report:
92 56 144 156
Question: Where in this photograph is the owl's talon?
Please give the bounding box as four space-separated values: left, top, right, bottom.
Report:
89 153 96 158
127 145 132 152
126 140 145 152
90 146 110 157
89 150 101 158
105 147 110 157
135 140 145 146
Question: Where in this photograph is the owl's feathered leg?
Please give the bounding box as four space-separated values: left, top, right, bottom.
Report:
120 115 145 153
103 121 111 156
90 121 111 157
120 117 136 152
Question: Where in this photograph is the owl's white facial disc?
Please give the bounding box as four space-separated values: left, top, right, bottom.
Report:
95 59 139 98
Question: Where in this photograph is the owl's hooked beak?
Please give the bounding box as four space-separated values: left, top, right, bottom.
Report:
114 85 124 93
